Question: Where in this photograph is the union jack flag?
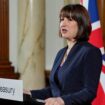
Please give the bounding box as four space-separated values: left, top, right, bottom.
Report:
80 0 105 105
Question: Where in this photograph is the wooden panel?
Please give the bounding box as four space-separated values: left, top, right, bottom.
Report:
0 0 9 62
0 0 19 79
97 0 105 46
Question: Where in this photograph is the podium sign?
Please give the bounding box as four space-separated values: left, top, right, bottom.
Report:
0 78 23 101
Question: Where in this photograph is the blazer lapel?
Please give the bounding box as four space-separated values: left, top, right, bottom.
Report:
53 47 67 72
60 42 79 71
50 47 67 80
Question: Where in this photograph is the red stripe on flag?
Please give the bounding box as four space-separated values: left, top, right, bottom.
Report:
89 28 103 48
102 65 105 73
92 82 105 105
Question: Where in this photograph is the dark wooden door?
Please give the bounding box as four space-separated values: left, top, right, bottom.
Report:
0 0 19 79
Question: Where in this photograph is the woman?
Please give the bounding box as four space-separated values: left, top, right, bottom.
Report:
24 4 102 105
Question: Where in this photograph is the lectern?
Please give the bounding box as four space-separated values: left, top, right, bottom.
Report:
0 99 44 105
0 94 44 105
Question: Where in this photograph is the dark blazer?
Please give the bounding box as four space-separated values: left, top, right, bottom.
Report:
31 41 102 105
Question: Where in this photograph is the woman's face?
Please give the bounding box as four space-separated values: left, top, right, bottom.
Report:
60 17 78 40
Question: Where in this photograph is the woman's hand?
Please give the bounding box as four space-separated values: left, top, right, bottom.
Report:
45 97 65 105
23 89 31 95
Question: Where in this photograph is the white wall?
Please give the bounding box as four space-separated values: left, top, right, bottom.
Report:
45 0 64 70
9 0 64 72
9 0 18 72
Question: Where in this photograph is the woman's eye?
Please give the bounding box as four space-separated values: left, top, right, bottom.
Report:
60 18 64 21
68 18 73 21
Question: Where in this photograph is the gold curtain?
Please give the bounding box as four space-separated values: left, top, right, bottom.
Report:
64 0 80 5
